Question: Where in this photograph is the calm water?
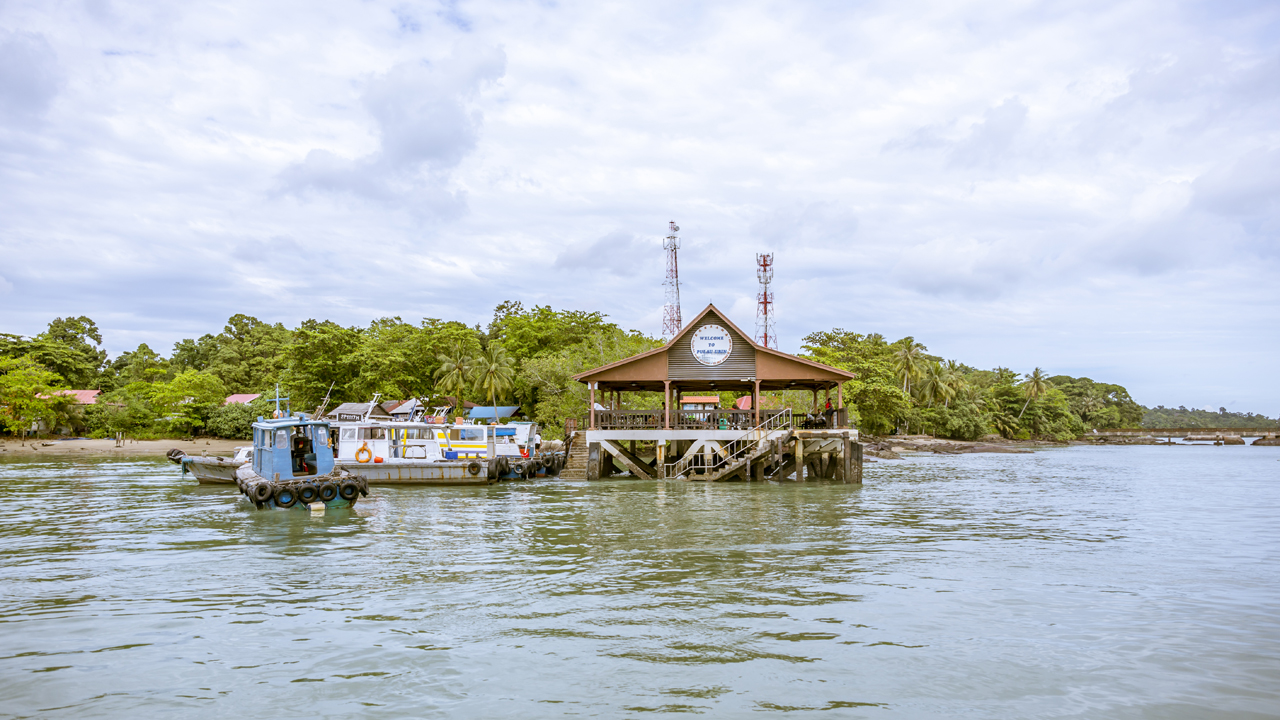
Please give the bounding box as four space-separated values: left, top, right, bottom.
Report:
1 446 1278 719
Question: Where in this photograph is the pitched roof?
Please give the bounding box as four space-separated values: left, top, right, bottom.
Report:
681 396 720 403
572 303 855 384
40 389 101 404
325 402 394 420
224 393 262 405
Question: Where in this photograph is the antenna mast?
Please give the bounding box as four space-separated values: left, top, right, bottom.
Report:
662 221 683 339
755 253 776 349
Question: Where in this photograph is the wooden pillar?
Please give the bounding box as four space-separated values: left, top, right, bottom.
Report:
589 383 596 430
811 388 819 413
664 381 671 429
795 435 805 481
753 379 760 426
842 435 852 484
657 441 666 478
837 383 844 428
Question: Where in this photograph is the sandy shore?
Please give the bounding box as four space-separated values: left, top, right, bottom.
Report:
0 437 247 460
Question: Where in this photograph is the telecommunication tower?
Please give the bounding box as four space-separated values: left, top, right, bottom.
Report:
755 253 777 349
662 221 683 339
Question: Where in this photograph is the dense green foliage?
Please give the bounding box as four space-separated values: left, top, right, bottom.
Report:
4 308 1273 441
1141 406 1280 429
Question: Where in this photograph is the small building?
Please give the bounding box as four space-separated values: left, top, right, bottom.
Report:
224 393 262 405
680 395 720 412
567 303 861 483
36 389 100 405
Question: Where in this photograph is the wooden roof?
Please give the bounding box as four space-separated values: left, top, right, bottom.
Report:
573 303 854 392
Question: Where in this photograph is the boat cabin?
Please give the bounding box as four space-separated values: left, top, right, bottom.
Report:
251 415 336 481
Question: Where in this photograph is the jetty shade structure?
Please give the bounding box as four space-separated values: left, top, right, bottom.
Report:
568 304 862 483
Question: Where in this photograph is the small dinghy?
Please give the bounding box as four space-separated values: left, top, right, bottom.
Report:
234 413 368 510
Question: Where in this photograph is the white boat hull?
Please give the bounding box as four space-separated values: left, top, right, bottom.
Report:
335 459 495 485
183 456 245 484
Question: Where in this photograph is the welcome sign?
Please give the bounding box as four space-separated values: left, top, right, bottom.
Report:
691 324 733 366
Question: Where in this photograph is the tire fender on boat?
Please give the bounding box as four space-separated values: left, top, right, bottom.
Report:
466 460 482 476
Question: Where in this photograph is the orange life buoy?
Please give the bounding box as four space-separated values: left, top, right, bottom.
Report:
355 442 372 464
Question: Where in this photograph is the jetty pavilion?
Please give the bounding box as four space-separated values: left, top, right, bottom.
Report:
562 304 863 483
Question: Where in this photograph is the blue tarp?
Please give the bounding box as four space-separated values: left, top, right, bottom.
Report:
468 406 520 420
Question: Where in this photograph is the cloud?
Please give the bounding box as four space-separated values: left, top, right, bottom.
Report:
555 231 654 275
1 0 1279 411
948 98 1028 168
1191 148 1280 219
279 46 505 213
0 30 63 125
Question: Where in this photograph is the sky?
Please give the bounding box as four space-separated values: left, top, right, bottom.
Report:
1 0 1277 412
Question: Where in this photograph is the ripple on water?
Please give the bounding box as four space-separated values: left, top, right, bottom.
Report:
1 447 1279 718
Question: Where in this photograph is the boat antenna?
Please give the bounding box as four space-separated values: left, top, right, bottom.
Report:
315 381 336 418
363 392 382 422
267 383 290 418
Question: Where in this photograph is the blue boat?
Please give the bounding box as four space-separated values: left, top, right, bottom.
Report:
234 413 368 510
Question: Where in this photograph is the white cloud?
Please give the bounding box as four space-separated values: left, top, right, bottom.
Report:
0 0 1277 410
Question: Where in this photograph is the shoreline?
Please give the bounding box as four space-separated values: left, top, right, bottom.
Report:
0 437 247 461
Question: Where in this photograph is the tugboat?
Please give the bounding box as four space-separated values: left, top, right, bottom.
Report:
235 412 368 510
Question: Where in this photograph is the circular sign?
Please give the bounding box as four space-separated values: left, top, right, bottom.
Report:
691 324 733 366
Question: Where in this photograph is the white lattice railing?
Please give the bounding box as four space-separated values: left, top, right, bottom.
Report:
665 409 792 479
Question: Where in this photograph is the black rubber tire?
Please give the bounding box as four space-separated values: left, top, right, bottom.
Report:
297 482 318 503
487 457 499 480
339 481 359 501
467 460 482 476
358 478 369 497
275 486 298 508
318 482 338 502
166 448 185 463
512 460 525 477
252 484 273 503
499 457 510 476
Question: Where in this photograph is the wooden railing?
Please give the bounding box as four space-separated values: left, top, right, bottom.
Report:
589 408 801 431
676 409 755 430
594 410 664 430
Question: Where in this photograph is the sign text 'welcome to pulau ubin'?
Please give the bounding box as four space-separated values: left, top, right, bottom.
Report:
691 324 732 367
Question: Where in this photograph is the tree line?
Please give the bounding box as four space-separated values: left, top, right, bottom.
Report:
3 307 1266 442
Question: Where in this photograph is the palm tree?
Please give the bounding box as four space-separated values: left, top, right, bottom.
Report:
433 345 475 415
1017 367 1050 420
918 361 943 407
472 343 516 426
892 341 926 396
936 360 959 408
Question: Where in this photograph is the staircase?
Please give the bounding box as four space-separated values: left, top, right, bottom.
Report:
666 409 793 482
559 432 590 480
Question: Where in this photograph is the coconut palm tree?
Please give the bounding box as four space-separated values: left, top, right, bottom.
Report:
1017 367 1050 420
433 345 475 415
892 341 926 396
472 343 516 425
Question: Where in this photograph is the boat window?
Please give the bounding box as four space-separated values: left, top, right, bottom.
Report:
341 427 356 441
358 427 387 440
275 430 289 450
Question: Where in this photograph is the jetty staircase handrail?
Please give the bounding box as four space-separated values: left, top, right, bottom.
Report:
666 409 792 480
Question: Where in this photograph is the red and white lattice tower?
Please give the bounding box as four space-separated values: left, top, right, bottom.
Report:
662 221 683 339
755 253 777 349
